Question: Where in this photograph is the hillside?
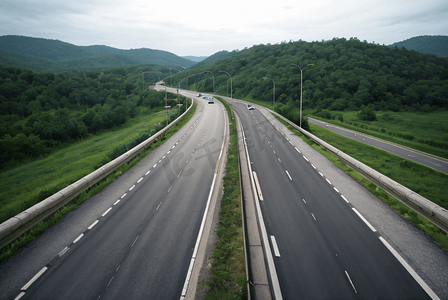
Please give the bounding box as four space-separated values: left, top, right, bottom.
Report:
169 38 448 114
0 35 196 71
390 35 448 57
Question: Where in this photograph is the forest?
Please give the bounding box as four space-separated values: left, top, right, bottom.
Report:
170 37 448 116
0 64 179 169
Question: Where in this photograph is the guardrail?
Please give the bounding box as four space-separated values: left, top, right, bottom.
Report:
271 111 448 234
0 101 194 249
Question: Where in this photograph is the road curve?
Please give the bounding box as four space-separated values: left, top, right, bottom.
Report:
1 93 227 300
308 117 448 174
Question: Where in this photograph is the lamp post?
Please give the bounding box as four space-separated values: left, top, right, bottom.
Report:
291 63 313 128
218 70 232 109
263 77 275 111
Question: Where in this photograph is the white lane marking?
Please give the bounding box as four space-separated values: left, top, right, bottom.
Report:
352 208 377 232
334 187 339 193
159 160 162 163
326 178 332 185
303 199 307 204
341 195 350 203
153 163 157 168
121 193 127 199
21 267 48 290
167 150 171 154
379 237 440 300
167 186 172 193
318 172 323 177
311 213 316 220
73 233 84 244
131 235 139 247
289 141 294 145
107 276 115 288
145 170 151 175
252 171 264 201
58 247 69 257
295 147 301 153
88 220 99 230
311 164 316 169
156 202 162 210
162 155 166 159
102 207 112 217
14 292 25 300
114 199 120 205
273 150 276 154
129 185 135 191
303 156 309 162
278 157 282 163
270 236 281 257
137 177 143 183
345 271 357 293
177 170 183 178
285 170 292 181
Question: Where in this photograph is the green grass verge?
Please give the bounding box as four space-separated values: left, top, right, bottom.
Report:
309 110 448 160
0 102 196 263
203 97 247 299
274 115 448 252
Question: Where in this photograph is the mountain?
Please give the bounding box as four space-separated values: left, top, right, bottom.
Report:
389 35 448 57
0 35 196 71
193 50 236 67
182 56 208 62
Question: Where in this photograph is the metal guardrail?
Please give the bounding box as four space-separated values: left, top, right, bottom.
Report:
271 111 448 234
0 101 194 249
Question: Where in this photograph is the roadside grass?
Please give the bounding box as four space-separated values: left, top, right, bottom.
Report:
309 110 448 160
204 97 247 299
0 103 196 263
274 115 448 252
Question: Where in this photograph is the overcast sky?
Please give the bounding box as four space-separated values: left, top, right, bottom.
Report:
1 0 447 57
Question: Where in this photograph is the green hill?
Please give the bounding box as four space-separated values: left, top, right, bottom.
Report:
0 35 196 71
390 35 448 57
169 38 448 113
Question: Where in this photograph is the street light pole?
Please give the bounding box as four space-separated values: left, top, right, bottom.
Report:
263 77 275 111
291 63 313 128
218 70 232 110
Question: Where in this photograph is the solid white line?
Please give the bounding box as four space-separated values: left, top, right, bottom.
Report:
14 292 25 300
334 187 339 193
341 195 350 203
73 233 84 244
345 271 357 293
137 177 143 183
303 156 309 162
311 213 316 220
285 170 292 181
270 235 281 257
379 237 440 300
352 208 377 232
102 207 112 217
88 220 99 230
21 266 48 290
114 199 120 205
129 185 135 191
121 193 127 199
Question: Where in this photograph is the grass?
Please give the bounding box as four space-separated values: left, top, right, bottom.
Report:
203 97 247 299
274 115 448 252
309 110 448 160
0 103 196 263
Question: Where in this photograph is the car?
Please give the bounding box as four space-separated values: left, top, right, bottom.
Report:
247 104 255 110
197 93 202 97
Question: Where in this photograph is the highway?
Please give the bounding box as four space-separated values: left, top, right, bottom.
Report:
3 89 227 300
308 117 448 174
232 100 434 299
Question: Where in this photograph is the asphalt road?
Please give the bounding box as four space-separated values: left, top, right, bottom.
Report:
1 92 226 300
233 100 434 299
308 117 448 174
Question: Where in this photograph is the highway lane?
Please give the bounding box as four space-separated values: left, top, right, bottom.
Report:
234 101 433 299
309 117 448 174
14 94 227 299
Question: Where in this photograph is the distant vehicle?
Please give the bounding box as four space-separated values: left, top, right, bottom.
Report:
247 104 255 110
197 93 202 97
203 94 214 104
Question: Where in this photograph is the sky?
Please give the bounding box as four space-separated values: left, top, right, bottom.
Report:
0 0 447 57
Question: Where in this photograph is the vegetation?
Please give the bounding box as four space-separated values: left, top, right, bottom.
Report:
0 63 184 170
0 100 196 263
204 97 246 299
274 115 448 252
0 35 196 71
390 35 448 57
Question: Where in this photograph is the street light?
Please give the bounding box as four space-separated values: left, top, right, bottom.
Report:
291 63 313 128
199 71 215 93
218 70 232 110
263 77 275 111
